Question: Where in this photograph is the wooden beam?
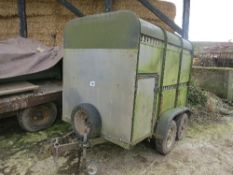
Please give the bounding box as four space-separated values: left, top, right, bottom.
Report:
0 81 62 115
17 0 27 37
57 0 84 17
138 0 183 35
182 0 190 39
104 0 112 12
0 82 39 96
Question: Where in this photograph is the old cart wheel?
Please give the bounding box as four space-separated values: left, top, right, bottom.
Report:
176 113 189 140
155 120 177 155
71 104 101 139
17 103 57 132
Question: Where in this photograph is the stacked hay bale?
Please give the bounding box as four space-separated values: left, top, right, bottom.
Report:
113 0 176 32
0 0 19 40
0 0 176 46
26 0 58 46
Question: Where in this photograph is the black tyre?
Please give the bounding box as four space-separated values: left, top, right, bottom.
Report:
17 103 57 132
155 120 177 155
176 113 189 140
71 103 101 139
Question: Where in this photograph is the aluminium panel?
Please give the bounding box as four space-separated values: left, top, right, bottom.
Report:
63 49 138 146
139 19 164 41
166 32 181 47
160 88 176 114
138 43 164 74
177 85 188 107
132 77 156 143
227 71 233 100
163 45 181 86
179 50 192 83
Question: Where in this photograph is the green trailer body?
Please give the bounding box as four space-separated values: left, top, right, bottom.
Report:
63 11 193 149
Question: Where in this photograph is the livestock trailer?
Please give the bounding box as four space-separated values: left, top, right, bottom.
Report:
63 11 193 154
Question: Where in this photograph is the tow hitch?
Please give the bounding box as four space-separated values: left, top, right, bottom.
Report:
51 131 105 175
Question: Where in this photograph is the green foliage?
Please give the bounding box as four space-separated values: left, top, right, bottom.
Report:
188 82 207 106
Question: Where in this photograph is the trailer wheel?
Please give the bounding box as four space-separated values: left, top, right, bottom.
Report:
176 113 189 140
17 103 57 132
71 103 101 139
155 120 177 155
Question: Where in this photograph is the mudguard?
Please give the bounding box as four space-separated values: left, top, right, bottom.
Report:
154 107 191 140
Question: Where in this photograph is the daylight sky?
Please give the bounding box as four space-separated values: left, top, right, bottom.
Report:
165 0 233 42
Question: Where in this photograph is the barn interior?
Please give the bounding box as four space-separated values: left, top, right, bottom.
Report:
0 1 233 175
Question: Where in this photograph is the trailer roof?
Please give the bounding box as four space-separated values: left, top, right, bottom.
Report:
64 11 192 50
140 19 192 50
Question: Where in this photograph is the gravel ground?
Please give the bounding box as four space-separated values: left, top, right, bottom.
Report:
0 107 233 175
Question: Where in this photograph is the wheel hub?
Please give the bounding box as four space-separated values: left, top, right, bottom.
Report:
74 110 91 136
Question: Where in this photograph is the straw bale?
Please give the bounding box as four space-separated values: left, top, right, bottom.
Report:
0 32 19 41
0 0 176 46
54 0 176 33
26 0 57 17
54 0 176 35
55 0 104 16
54 15 75 34
27 15 56 46
0 17 19 33
27 32 56 46
55 0 175 20
0 0 57 17
27 15 76 46
27 15 56 33
54 15 77 45
0 0 18 17
113 0 175 20
0 17 19 40
144 18 174 32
